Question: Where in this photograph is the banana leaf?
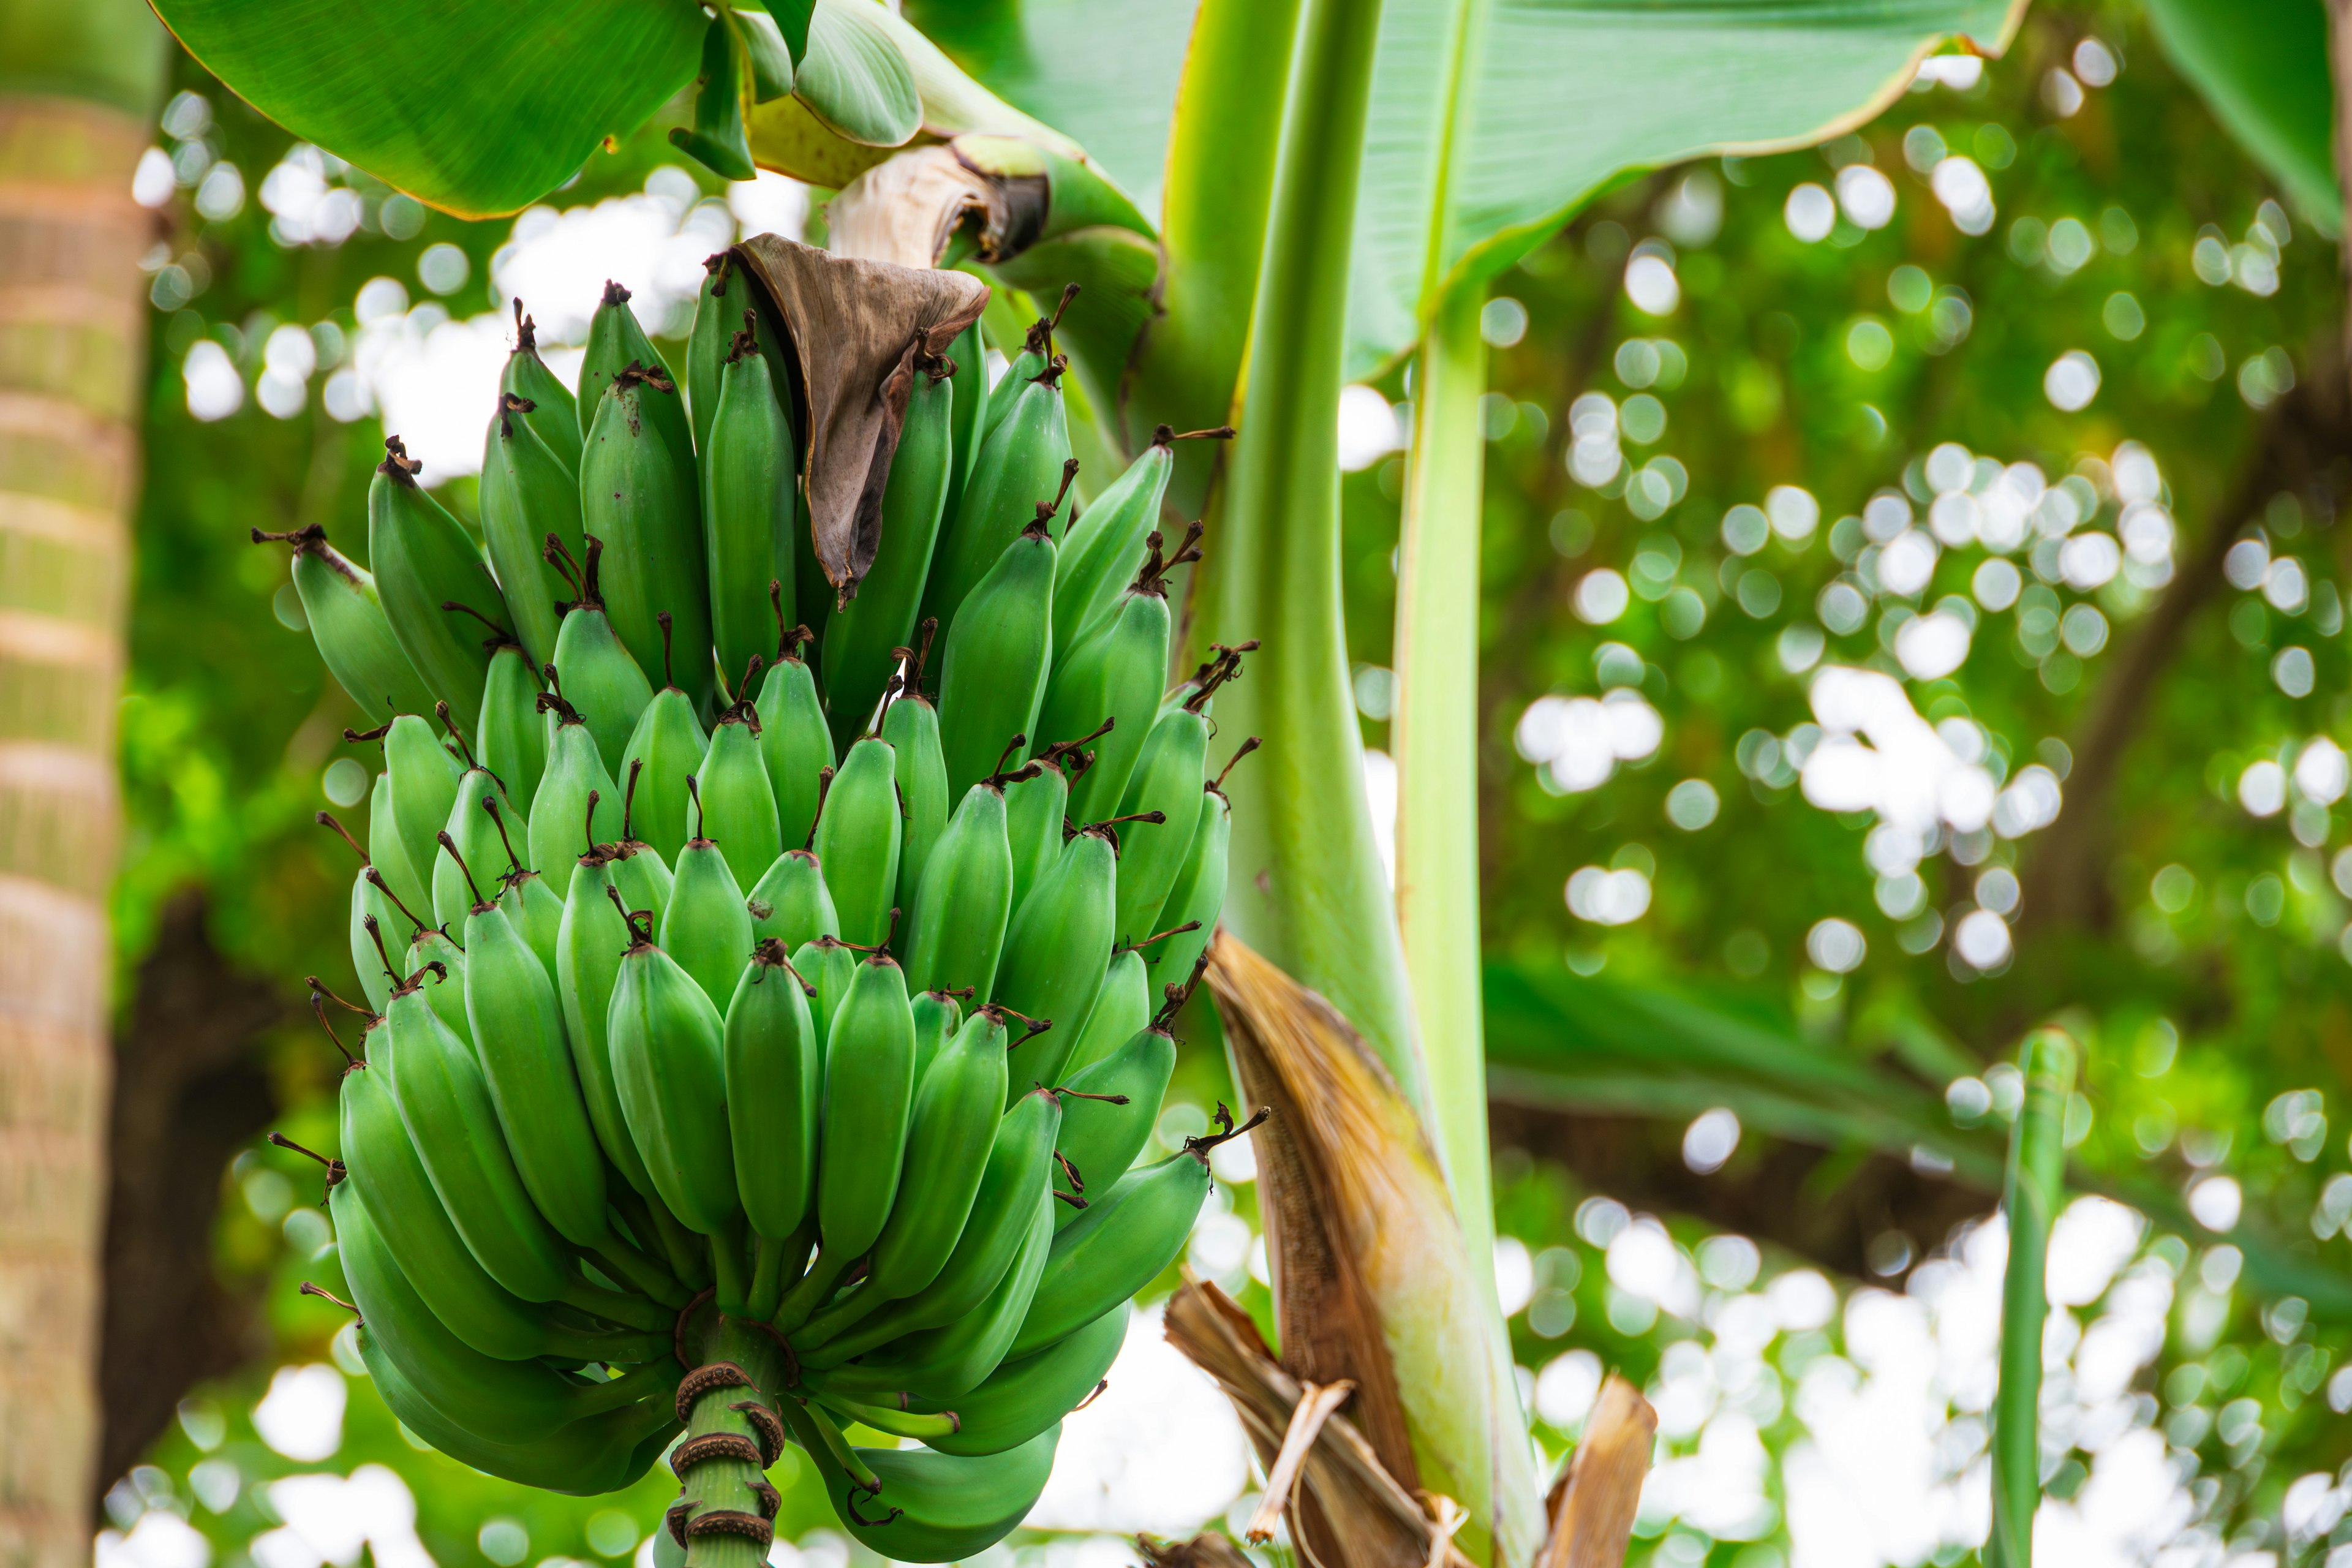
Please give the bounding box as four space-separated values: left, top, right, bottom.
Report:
2142 0 2340 236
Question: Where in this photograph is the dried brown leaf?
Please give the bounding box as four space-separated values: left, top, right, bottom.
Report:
729 235 987 599
1536 1375 1656 1568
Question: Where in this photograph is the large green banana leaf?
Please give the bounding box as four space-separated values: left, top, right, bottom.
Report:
2143 0 2339 238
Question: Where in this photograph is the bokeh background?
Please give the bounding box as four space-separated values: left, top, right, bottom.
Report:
90 5 2352 1567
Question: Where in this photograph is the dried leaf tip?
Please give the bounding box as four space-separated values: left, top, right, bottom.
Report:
601 279 632 306
378 435 421 485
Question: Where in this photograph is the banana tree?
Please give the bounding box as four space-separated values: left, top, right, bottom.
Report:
152 0 2026 1559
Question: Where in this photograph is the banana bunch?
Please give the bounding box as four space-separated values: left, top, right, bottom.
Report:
258 261 1264 1561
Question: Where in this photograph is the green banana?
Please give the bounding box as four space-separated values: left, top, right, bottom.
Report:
881 656 949 930
922 366 1076 648
607 907 743 1250
502 303 583 471
1007 1111 1264 1361
1054 1015 1180 1226
660 783 755 1014
337 1061 663 1361
813 734 901 950
429 737 525 931
546 537 654 775
378 979 572 1302
748 848 839 949
698 691 782 891
814 1185 1052 1402
684 253 732 459
252 525 435 721
1114 668 1243 949
612 759 677 927
1062 945 1153 1080
367 435 510 732
979 288 1072 443
491 829 566 979
704 315 799 693
799 1419 1061 1564
329 1182 672 1442
790 935 859 1051
723 940 821 1243
756 614 834 850
935 501 1064 804
777 952 916 1328
582 364 712 710
578 281 686 453
480 392 587 672
1051 426 1227 653
459 887 612 1251
910 986 962 1086
557 850 660 1200
475 641 547 815
916 1305 1125 1457
1042 524 1199 824
1002 726 1104 919
902 772 1017 1001
350 1317 677 1497
405 924 475 1048
364 765 431 929
1148 739 1251 984
995 825 1122 1102
319 810 396 1012
940 320 987 528
866 1008 1008 1300
617 624 709 865
797 1085 1058 1360
669 9 756 179
382 714 463 913
824 364 952 752
526 693 622 899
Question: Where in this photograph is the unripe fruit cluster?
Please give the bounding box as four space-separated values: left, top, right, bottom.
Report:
261 251 1257 1561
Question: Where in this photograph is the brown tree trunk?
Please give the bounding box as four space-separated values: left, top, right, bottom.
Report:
0 10 164 1556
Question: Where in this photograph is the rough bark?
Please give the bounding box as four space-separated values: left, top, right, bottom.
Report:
0 78 158 1563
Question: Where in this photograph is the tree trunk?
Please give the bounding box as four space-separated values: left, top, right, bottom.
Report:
0 4 164 1555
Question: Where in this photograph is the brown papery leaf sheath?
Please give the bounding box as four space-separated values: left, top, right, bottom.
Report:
729 235 988 600
1536 1374 1656 1568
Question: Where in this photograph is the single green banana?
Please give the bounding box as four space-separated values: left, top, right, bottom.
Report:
790 935 859 1052
546 537 655 775
1054 1016 1178 1225
475 641 547 815
612 758 677 927
350 1317 678 1497
1002 726 1104 919
367 435 509 731
866 1008 1008 1300
813 734 901 950
922 366 1075 648
502 302 583 470
995 825 1121 1102
348 864 399 1014
494 851 567 981
935 505 1063 804
252 524 435 720
723 940 821 1243
915 1305 1125 1457
881 666 949 931
799 1418 1061 1564
330 1182 673 1442
378 979 572 1302
1147 739 1253 984
557 849 660 1200
582 364 712 709
480 391 587 672
1114 672 1243 949
1050 426 1227 653
704 315 799 695
902 773 1017 1001
698 693 782 891
364 766 431 930
404 924 475 1048
578 280 685 451
824 364 952 752
910 986 962 1086
382 713 463 914
684 253 733 459
430 745 524 931
1007 1112 1264 1361
978 288 1072 442
618 624 710 865
1062 946 1152 1080
660 790 755 1015
814 1186 1052 1402
940 320 987 527
756 614 834 848
775 952 916 1329
1043 525 1198 824
527 692 622 899
337 1061 663 1361
607 910 744 1250
748 848 839 950
796 1085 1058 1360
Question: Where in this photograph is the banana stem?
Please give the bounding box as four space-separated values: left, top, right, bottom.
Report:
711 1217 753 1317
679 1317 790 1568
590 1232 690 1309
748 1233 787 1321
645 1197 714 1291
561 1276 675 1334
782 1397 880 1493
812 1392 958 1442
791 1276 886 1352
771 1244 850 1335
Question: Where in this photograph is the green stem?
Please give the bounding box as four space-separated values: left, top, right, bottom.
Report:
1394 277 1493 1269
680 1317 788 1568
1186 0 1427 1114
1992 1027 2077 1568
